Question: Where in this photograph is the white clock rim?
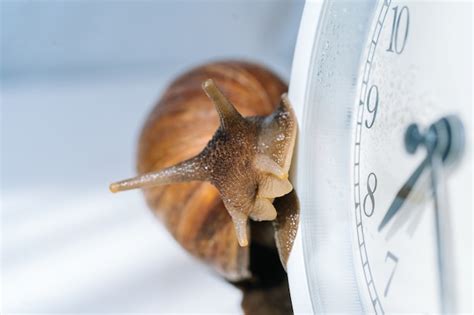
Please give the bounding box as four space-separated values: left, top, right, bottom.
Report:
287 0 381 313
287 0 323 313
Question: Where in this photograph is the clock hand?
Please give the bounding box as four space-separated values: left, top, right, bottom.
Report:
430 152 456 314
381 116 463 312
427 116 465 314
378 123 430 232
378 116 464 233
378 157 428 232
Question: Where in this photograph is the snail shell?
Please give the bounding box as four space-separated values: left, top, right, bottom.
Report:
110 61 298 283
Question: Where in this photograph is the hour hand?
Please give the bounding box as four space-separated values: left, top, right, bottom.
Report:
378 158 428 231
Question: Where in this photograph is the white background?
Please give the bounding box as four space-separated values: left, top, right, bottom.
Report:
1 1 304 313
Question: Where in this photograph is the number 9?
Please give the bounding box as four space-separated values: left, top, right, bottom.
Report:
365 84 379 129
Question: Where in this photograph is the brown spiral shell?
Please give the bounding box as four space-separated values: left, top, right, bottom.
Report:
137 61 287 281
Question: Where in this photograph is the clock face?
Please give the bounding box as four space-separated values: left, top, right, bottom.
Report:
351 1 471 313
288 0 472 313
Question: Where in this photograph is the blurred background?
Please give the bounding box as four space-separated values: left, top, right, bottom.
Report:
1 0 304 313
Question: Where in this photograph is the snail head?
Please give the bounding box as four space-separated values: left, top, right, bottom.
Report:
110 79 297 247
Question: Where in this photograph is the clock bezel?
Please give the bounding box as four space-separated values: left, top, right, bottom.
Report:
287 0 379 313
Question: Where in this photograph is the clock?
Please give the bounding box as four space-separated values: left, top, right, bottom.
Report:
287 0 472 313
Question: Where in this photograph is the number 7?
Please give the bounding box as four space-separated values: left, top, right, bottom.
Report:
384 251 399 297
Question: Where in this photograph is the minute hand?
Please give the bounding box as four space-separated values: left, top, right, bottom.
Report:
378 158 429 232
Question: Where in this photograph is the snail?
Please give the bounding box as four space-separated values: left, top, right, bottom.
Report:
110 61 299 314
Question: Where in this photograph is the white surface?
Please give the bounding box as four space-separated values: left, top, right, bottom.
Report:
1 1 303 313
3 188 239 313
2 75 242 313
1 1 302 83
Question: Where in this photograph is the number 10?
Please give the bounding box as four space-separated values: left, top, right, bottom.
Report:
387 6 410 54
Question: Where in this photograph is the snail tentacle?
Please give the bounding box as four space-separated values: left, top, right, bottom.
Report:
250 198 277 221
273 190 300 269
229 210 250 247
109 156 206 193
257 94 297 174
202 79 245 130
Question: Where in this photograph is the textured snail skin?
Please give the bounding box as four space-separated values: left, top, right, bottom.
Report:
134 61 288 281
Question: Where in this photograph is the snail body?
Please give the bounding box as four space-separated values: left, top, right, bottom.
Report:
110 61 299 313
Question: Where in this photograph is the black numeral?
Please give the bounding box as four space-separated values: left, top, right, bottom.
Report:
387 6 410 54
365 85 379 129
363 172 378 217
